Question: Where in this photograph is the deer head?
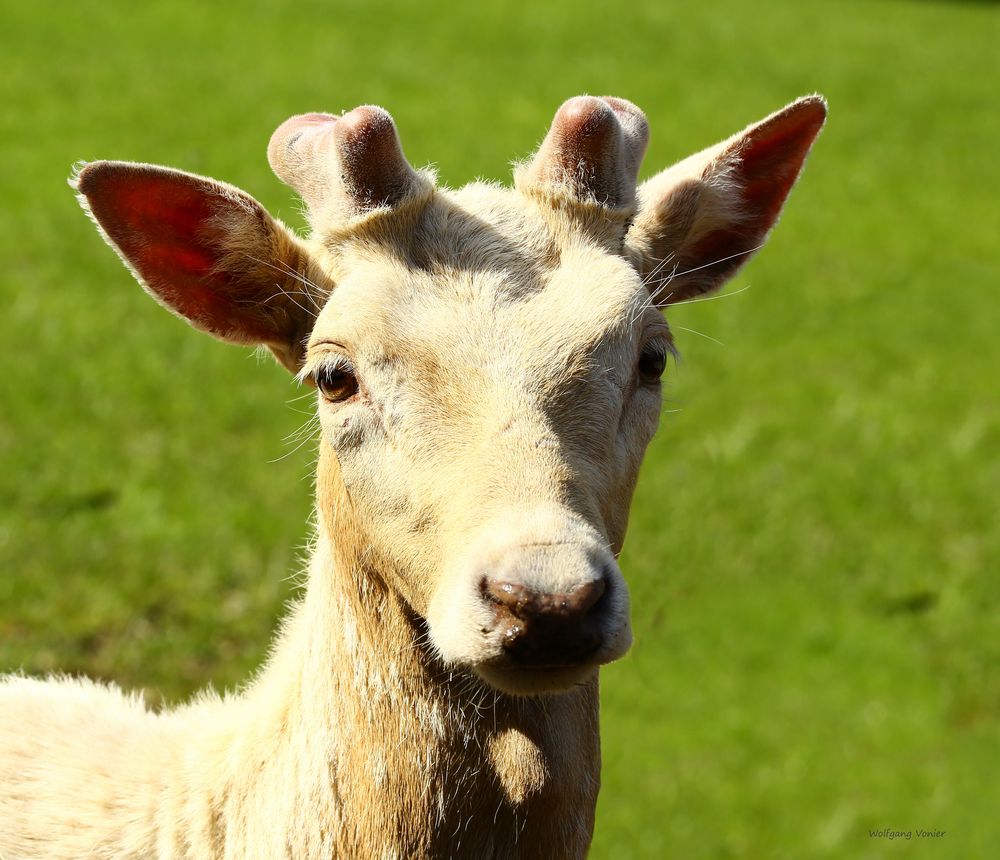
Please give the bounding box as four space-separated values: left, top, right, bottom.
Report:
74 95 825 696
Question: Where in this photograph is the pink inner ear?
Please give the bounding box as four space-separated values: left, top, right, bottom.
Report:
688 100 827 274
648 98 826 303
735 99 827 233
683 226 754 286
79 163 272 343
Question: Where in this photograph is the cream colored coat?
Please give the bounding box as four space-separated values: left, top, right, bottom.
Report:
0 95 825 859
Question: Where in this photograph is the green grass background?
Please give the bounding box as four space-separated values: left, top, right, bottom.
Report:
1 0 997 856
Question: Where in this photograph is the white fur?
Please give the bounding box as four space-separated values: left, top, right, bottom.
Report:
1 95 825 858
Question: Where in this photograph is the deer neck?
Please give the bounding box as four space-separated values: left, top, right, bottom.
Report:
248 440 601 857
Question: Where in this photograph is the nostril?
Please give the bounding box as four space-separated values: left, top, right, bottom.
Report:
483 579 534 619
481 576 608 620
480 573 611 668
570 577 606 615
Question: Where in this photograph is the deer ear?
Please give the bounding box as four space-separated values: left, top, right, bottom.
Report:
625 96 826 305
73 161 327 373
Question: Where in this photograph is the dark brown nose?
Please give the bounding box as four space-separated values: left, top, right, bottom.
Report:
482 577 608 667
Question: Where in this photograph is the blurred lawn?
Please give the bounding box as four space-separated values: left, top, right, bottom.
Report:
1 0 997 856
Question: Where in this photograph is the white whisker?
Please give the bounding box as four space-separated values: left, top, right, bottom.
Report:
669 282 752 309
260 283 319 319
646 244 763 308
672 324 725 347
244 253 326 306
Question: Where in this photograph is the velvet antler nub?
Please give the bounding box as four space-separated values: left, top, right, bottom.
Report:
520 95 649 210
268 105 430 225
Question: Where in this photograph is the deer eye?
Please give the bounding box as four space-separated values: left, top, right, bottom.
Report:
638 346 667 383
314 359 359 402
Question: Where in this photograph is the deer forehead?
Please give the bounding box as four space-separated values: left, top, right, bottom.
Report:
307 185 658 383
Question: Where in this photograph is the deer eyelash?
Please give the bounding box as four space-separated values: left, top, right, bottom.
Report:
300 353 354 386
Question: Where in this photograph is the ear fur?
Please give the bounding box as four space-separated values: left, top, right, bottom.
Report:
625 96 827 304
73 161 326 372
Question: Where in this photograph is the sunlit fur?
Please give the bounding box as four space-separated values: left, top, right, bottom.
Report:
0 96 824 858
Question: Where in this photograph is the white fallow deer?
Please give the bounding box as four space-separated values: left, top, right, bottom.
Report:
0 94 825 858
